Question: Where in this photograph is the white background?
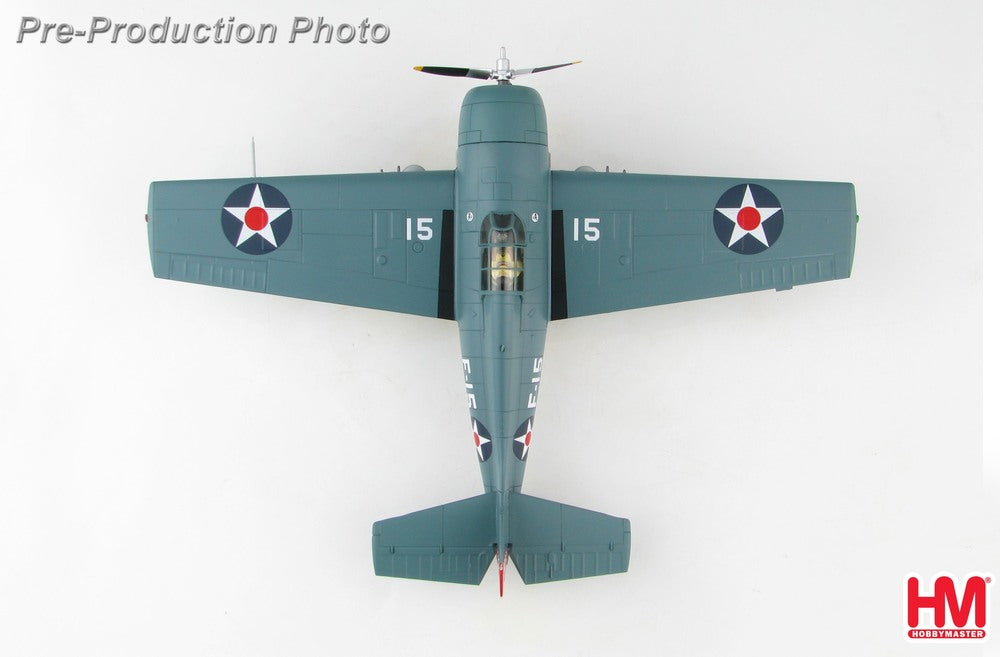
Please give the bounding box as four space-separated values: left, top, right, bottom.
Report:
1 1 992 655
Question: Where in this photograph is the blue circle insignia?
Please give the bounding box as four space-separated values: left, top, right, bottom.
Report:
712 183 783 255
473 419 492 463
220 183 293 255
513 417 533 462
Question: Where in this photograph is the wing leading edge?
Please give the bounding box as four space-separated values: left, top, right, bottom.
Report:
550 171 856 319
147 171 456 319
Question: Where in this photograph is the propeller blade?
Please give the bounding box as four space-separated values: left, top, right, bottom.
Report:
413 66 492 80
512 60 582 77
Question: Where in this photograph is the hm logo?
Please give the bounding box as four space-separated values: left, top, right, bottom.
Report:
907 573 992 641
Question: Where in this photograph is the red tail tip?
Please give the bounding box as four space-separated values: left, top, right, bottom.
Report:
497 548 508 598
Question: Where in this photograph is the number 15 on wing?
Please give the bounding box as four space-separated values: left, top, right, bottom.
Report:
406 217 434 241
573 217 600 242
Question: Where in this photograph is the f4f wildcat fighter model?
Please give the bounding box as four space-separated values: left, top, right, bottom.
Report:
146 48 856 596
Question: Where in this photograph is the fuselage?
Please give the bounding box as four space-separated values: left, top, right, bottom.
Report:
454 84 550 508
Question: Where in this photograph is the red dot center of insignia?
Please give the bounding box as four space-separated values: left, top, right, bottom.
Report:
525 432 531 445
474 434 480 447
244 206 269 231
737 207 761 231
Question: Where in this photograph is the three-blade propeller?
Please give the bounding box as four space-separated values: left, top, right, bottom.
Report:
415 47 580 83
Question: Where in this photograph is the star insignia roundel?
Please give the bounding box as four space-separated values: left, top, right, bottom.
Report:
221 183 293 255
713 183 783 255
473 419 492 463
513 417 533 462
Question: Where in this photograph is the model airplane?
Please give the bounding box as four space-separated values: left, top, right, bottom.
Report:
146 48 856 595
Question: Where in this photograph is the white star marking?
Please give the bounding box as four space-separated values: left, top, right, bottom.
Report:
224 184 290 248
716 185 781 248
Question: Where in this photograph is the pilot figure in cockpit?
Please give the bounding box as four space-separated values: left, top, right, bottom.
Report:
490 242 519 290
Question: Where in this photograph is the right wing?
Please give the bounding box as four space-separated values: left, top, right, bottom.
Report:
550 171 857 319
147 171 456 319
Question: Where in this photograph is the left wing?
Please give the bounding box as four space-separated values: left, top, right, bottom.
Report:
147 171 456 318
550 171 857 319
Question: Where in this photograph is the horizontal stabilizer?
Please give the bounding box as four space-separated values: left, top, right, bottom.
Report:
509 493 630 584
372 494 495 585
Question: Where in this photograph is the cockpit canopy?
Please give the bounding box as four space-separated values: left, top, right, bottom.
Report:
480 212 525 292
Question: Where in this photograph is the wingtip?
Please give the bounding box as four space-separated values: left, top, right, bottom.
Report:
413 66 423 72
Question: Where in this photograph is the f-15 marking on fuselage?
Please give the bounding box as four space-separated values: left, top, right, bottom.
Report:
146 47 856 596
527 358 542 409
462 358 477 409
